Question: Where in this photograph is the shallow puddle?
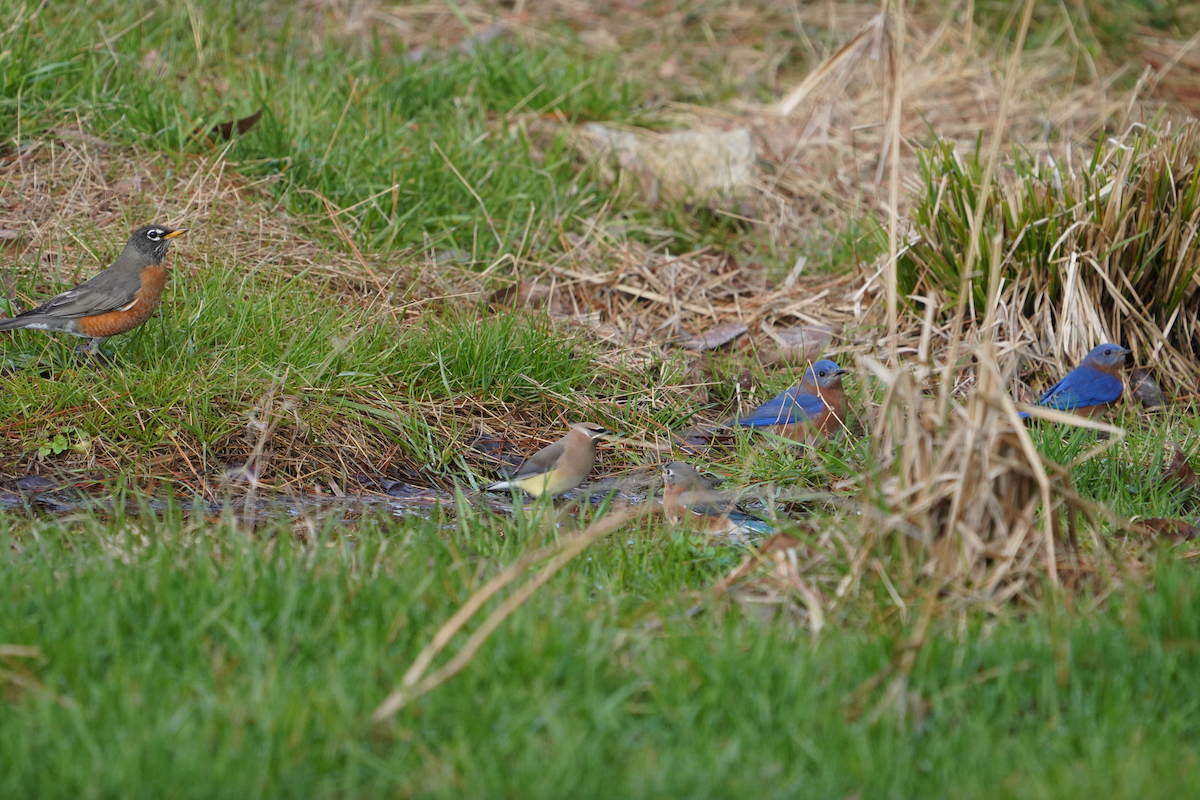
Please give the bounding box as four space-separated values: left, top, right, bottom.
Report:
0 478 656 526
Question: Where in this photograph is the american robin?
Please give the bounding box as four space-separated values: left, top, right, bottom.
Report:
486 422 611 498
0 224 187 356
661 461 773 542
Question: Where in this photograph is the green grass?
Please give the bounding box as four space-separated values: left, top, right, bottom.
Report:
0 257 605 476
2 0 644 255
1 507 1198 798
973 0 1199 64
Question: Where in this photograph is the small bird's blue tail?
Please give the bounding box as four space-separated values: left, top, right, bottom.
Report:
730 512 774 536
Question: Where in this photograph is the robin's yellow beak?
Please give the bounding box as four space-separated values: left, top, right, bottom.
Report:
165 228 188 239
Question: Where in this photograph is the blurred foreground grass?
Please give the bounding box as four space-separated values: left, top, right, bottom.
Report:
2 507 1199 798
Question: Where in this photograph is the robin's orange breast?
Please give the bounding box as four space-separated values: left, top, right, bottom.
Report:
75 265 168 339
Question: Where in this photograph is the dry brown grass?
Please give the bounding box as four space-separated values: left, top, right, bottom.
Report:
425 4 1198 381
0 129 414 291
712 344 1121 625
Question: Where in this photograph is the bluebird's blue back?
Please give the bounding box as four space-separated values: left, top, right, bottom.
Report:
1025 343 1130 415
737 384 828 427
737 359 844 428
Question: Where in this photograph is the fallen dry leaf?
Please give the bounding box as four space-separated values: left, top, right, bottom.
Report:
761 323 835 366
113 176 145 194
14 475 57 492
657 54 680 80
758 532 803 557
1134 518 1200 542
0 229 25 259
1163 442 1198 490
140 48 167 78
487 281 566 315
670 426 716 456
758 122 807 160
680 321 749 351
211 107 264 141
467 435 526 473
579 28 619 53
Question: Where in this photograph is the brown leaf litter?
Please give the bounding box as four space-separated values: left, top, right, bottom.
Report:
0 128 368 286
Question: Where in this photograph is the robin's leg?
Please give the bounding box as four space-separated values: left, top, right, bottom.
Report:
74 336 111 364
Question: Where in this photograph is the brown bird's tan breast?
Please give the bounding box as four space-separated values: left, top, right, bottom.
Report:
75 265 167 338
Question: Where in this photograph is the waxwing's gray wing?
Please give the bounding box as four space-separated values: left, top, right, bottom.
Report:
510 437 567 479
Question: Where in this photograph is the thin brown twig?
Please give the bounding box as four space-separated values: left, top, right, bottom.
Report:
372 506 639 722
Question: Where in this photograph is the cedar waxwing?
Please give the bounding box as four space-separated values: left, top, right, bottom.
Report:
661 461 773 542
486 422 610 498
734 359 849 440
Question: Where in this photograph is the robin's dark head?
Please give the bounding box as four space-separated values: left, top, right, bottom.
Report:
128 224 188 263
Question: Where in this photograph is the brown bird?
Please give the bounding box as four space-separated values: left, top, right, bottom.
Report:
486 422 610 498
0 224 188 356
661 461 773 542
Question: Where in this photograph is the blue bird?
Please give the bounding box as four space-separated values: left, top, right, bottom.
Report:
735 359 849 440
1021 343 1131 418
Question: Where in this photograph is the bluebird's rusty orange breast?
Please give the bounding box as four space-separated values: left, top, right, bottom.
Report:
766 385 847 441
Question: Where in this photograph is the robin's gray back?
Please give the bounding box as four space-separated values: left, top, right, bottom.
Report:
18 248 149 320
0 227 170 330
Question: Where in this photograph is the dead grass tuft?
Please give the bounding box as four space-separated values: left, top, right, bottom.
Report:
714 343 1126 631
861 344 1120 604
899 120 1200 392
0 130 419 289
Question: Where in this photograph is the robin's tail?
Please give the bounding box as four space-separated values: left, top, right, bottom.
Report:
0 313 61 333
